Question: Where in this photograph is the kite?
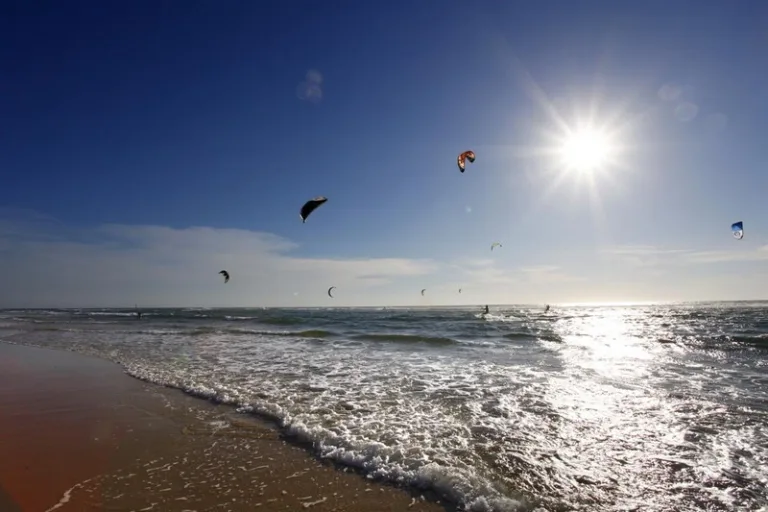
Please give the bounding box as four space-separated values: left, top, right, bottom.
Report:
300 196 328 223
457 150 476 173
731 221 744 240
219 270 230 283
328 286 336 298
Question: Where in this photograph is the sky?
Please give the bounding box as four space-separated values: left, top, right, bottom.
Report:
2 0 768 308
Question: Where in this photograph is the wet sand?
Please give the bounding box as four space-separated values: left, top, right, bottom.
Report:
0 343 450 512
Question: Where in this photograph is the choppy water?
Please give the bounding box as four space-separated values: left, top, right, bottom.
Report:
2 303 767 511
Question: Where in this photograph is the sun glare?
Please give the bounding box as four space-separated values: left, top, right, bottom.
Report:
559 127 615 173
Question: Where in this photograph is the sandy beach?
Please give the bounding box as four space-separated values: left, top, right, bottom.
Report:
0 342 449 512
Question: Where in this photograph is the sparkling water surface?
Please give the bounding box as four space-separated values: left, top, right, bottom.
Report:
2 302 767 511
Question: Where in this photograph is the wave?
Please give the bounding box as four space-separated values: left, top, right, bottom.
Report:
654 333 768 351
503 332 563 343
122 362 528 512
181 327 337 339
291 329 335 338
698 334 768 351
478 314 522 322
352 333 458 345
254 316 306 325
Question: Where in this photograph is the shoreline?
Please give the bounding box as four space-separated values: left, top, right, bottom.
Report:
0 342 451 512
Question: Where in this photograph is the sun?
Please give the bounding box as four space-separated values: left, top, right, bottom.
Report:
559 126 616 173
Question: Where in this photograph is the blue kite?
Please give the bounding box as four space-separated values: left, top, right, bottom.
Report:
731 221 744 240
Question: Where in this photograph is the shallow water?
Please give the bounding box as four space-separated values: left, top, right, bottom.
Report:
2 303 767 511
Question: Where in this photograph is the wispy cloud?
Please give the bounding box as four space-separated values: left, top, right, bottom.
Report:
600 245 690 267
518 265 585 283
603 245 685 257
296 69 323 103
5 211 768 308
657 83 683 102
463 266 520 286
448 261 584 290
519 265 561 274
0 215 437 308
602 244 768 267
682 247 768 263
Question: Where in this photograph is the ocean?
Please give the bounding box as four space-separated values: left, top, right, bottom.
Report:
1 303 767 511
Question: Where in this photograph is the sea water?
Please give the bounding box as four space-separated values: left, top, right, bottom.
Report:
2 303 767 511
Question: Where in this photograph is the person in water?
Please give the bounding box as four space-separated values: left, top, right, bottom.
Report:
483 305 489 315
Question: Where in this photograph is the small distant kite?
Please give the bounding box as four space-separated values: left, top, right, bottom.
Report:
300 196 328 223
731 221 744 240
328 286 336 298
458 288 462 294
219 270 230 283
491 242 502 251
421 289 426 296
457 150 476 173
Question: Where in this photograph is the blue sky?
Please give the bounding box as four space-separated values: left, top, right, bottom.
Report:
2 0 768 307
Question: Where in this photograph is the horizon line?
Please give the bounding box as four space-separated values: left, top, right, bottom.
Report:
3 299 768 310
